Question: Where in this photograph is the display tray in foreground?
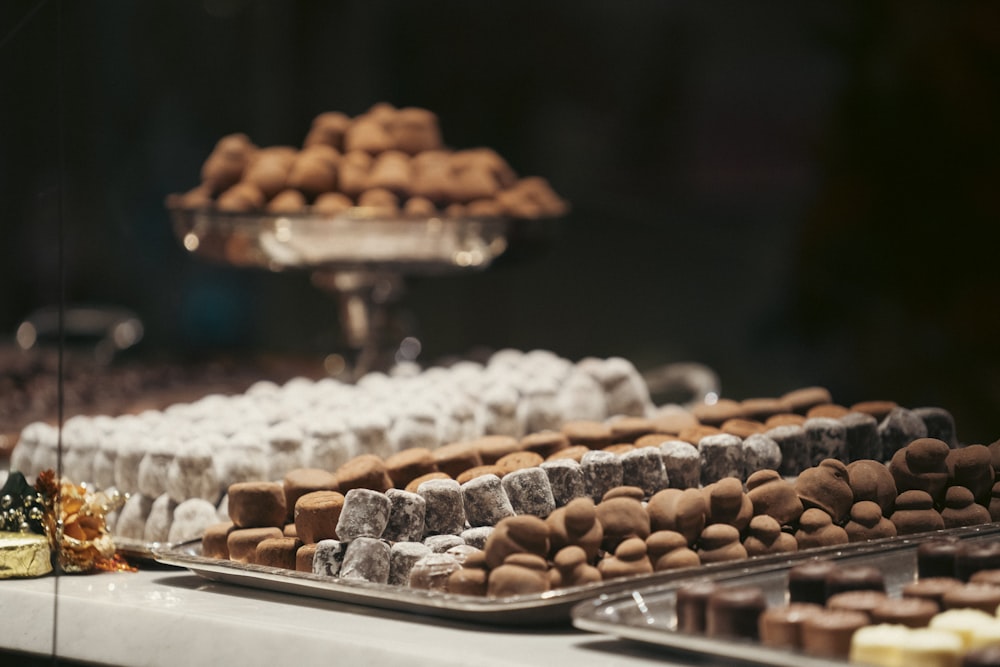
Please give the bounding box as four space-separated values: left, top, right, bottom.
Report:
571 523 1000 665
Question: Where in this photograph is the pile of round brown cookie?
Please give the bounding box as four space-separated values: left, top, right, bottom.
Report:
166 102 568 219
201 387 1000 598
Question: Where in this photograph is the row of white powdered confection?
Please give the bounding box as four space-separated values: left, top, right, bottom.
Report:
7 349 654 510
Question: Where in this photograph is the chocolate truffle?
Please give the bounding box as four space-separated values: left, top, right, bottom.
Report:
255 536 302 570
597 536 654 580
890 438 951 506
293 490 345 544
483 515 550 569
758 603 824 649
549 545 602 588
228 481 287 529
488 552 551 597
546 497 603 562
941 486 992 529
675 582 719 634
789 559 841 605
296 543 318 573
647 488 708 546
846 459 898 516
845 500 897 543
794 508 849 550
646 530 700 571
705 586 767 640
890 489 945 535
801 609 870 659
795 459 855 524
595 495 650 552
201 521 235 560
743 514 798 557
697 524 747 564
947 445 995 506
746 469 803 526
227 527 283 564
703 477 753 532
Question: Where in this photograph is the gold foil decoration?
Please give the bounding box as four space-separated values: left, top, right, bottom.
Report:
0 530 53 578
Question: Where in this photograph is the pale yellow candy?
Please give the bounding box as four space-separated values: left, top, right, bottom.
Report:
849 623 910 667
929 608 997 648
897 629 963 667
968 617 1000 649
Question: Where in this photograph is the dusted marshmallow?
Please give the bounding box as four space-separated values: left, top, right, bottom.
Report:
879 407 929 461
408 552 462 591
143 493 177 543
620 447 669 498
312 539 346 577
461 526 493 550
840 412 881 463
340 537 391 584
418 478 466 536
804 417 847 466
914 406 958 448
581 450 626 503
461 474 514 527
264 422 305 482
540 459 586 507
114 493 154 540
658 440 701 489
168 498 220 543
388 542 432 586
502 467 556 518
742 433 782 473
382 488 426 543
423 534 465 553
698 433 745 485
137 439 175 499
336 488 391 540
766 424 811 477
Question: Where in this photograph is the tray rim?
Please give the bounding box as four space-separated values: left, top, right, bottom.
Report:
150 525 1000 627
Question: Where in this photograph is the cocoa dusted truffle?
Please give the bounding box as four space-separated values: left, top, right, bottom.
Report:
293 490 345 544
743 514 798 557
549 545 601 588
646 530 700 571
546 497 603 562
255 536 302 570
946 444 995 505
795 459 855 524
697 524 747 564
595 495 650 552
483 515 550 569
890 438 951 506
846 459 898 516
227 526 283 564
647 488 707 546
890 489 944 535
794 508 849 549
844 500 897 543
488 552 551 597
940 485 992 528
228 481 286 529
597 536 654 579
703 477 752 532
746 469 803 526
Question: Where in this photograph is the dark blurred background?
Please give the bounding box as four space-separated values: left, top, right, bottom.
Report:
1 0 998 442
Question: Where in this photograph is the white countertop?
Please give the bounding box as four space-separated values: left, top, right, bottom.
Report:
0 565 723 667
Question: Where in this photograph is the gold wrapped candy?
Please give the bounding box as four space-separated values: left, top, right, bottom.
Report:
0 530 52 578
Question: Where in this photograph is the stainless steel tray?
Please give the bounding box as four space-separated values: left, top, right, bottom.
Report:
151 527 995 627
571 523 1000 665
